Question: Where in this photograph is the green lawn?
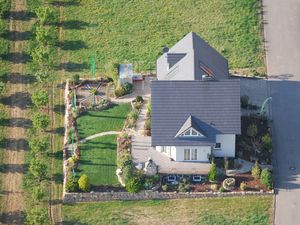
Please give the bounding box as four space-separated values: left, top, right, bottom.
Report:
77 103 131 139
62 0 264 76
63 196 273 225
78 135 118 186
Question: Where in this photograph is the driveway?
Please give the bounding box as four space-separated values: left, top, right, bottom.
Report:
263 0 300 224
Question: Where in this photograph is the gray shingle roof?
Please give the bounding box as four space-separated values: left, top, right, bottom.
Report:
156 32 229 81
151 80 241 147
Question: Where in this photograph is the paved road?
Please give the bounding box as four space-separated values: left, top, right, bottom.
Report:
263 0 300 224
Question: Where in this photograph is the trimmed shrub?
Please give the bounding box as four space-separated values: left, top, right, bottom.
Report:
126 176 144 193
210 184 218 191
247 124 257 138
162 184 169 192
251 161 261 179
32 112 50 131
219 186 225 192
208 161 217 182
117 153 133 169
222 178 236 191
145 118 151 130
241 95 249 108
65 174 79 192
114 84 126 97
262 133 272 150
123 82 133 94
135 96 144 103
78 174 90 192
260 169 273 189
240 182 247 191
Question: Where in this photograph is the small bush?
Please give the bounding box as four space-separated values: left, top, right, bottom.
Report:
251 161 261 179
260 169 273 189
210 184 218 191
179 182 191 192
208 161 217 182
224 157 229 171
126 176 144 193
114 84 126 97
247 124 257 138
241 95 249 108
135 96 144 103
78 174 90 192
240 182 247 191
32 90 49 108
117 153 133 169
128 110 139 122
162 184 169 192
146 98 151 115
219 187 225 192
123 82 133 94
145 117 151 130
261 133 272 150
66 174 79 192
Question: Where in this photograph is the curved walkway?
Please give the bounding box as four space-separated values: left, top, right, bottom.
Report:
79 131 121 143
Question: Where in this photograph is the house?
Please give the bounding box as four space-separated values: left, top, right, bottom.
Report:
156 32 229 81
151 32 241 163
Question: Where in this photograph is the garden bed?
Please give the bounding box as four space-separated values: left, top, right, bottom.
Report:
236 115 272 164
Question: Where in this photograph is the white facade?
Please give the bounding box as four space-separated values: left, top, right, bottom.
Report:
155 146 211 162
155 134 236 162
212 134 236 157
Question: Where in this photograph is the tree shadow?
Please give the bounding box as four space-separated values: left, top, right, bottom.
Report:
0 30 33 41
0 52 31 64
2 11 36 21
0 92 31 109
57 20 93 30
2 138 29 151
63 221 88 225
56 62 89 72
49 151 63 160
7 73 37 84
51 126 65 135
50 0 81 7
53 104 65 114
0 118 32 128
0 211 25 225
52 173 63 184
0 164 26 173
58 40 87 51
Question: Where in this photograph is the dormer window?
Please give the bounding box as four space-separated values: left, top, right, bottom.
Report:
180 128 203 137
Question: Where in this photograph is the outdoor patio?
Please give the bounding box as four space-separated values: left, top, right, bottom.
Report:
131 136 211 174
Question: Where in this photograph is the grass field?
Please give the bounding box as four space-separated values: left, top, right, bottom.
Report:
63 196 273 225
61 0 264 76
78 135 118 186
77 103 131 139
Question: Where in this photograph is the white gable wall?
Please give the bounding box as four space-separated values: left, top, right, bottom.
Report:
176 146 211 162
213 134 236 157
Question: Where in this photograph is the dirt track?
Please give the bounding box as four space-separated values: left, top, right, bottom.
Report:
0 0 31 224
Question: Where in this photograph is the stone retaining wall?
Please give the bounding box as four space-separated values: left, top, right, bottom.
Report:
63 190 274 204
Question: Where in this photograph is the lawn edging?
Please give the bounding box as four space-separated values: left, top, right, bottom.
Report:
63 189 274 204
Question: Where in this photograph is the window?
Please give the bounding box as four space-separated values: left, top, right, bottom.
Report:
215 143 221 149
184 148 198 161
191 149 197 160
180 128 203 137
184 149 190 160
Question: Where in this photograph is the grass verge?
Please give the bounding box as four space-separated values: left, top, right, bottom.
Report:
63 196 273 225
